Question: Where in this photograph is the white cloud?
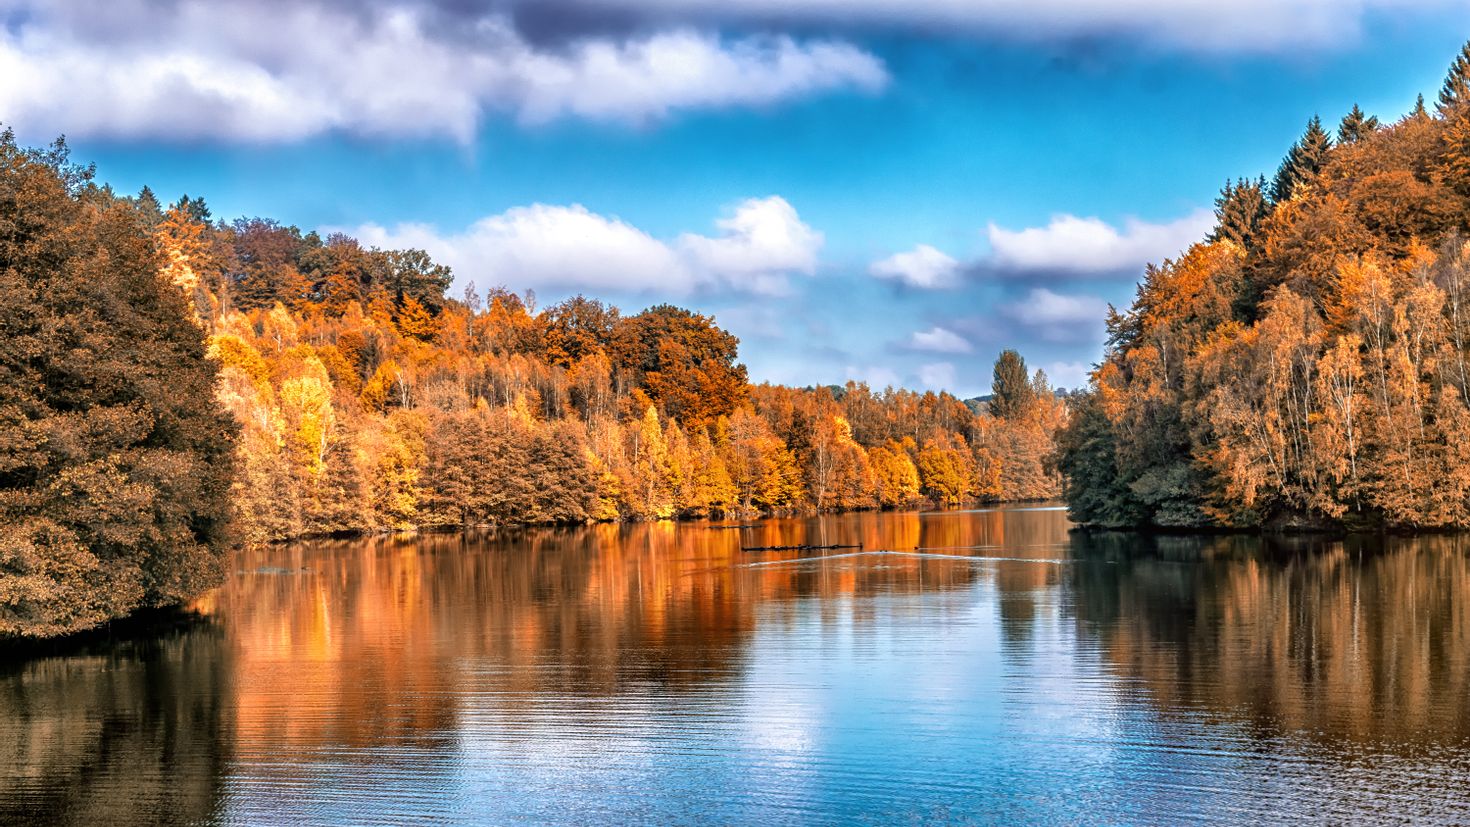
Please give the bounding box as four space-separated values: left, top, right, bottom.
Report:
907 326 973 355
0 0 1441 146
559 0 1453 53
357 204 688 293
986 209 1214 277
918 362 957 391
1003 288 1109 343
678 197 824 295
0 1 887 143
1008 288 1108 326
352 195 822 296
869 244 961 289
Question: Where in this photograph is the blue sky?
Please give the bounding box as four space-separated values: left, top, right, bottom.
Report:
3 1 1468 396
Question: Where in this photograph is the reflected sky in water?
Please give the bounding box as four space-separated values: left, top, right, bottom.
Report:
3 507 1470 824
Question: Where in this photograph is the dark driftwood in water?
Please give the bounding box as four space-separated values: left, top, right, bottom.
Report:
741 543 863 552
710 525 759 530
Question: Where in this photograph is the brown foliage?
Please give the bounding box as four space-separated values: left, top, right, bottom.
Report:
1060 52 1470 529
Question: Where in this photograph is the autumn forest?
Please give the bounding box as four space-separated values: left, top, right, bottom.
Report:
0 127 1062 636
11 42 1470 638
1057 42 1470 532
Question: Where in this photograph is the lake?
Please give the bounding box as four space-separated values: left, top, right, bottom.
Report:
3 505 1470 824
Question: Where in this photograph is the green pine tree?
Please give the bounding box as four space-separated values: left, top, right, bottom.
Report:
1271 116 1333 204
134 185 163 229
1053 389 1144 528
1209 177 1270 250
989 350 1035 420
174 194 212 224
1439 40 1470 115
1411 93 1430 121
1337 104 1380 143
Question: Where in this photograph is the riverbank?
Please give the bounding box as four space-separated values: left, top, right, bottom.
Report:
255 496 1064 546
1067 506 1462 536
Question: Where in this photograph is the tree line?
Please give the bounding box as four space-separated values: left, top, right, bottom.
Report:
1057 41 1470 530
0 128 1064 636
193 226 1064 542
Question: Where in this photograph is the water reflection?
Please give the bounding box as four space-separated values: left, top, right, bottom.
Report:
0 617 232 826
211 508 1056 701
1069 532 1470 744
2 508 1469 823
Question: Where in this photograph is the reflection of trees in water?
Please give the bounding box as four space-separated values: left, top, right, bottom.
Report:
8 511 1469 822
202 509 1068 759
0 617 233 826
1063 531 1470 744
0 507 1077 824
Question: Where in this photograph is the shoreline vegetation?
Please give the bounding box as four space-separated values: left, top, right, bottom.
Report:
13 40 1470 639
0 128 1063 638
1057 42 1470 534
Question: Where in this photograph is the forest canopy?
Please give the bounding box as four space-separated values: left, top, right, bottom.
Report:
0 132 236 637
0 127 1065 637
1056 41 1470 531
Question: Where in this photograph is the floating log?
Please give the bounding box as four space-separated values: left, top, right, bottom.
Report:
710 524 759 530
741 543 863 553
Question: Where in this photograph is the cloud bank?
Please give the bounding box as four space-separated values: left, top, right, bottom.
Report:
522 0 1454 53
870 207 1212 289
1 0 1447 144
0 1 886 143
985 209 1215 277
1003 288 1110 343
353 195 822 297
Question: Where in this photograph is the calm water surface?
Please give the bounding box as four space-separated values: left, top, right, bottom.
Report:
4 506 1470 824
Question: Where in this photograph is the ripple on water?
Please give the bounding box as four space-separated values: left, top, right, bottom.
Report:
5 508 1470 825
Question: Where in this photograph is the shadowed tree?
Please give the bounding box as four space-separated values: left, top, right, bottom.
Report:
0 130 237 638
1438 39 1470 115
989 350 1036 420
1271 116 1333 204
1209 177 1270 250
383 248 452 312
1337 104 1380 144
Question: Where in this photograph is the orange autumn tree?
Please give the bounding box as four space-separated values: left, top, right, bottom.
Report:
0 133 236 637
0 141 1071 564
190 249 1064 535
1058 39 1470 530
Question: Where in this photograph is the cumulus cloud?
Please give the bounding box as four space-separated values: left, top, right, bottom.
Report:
1002 288 1109 343
872 207 1211 289
0 0 887 143
869 244 961 289
906 326 973 355
678 196 823 294
986 209 1214 277
533 0 1453 53
356 204 686 293
353 195 822 296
